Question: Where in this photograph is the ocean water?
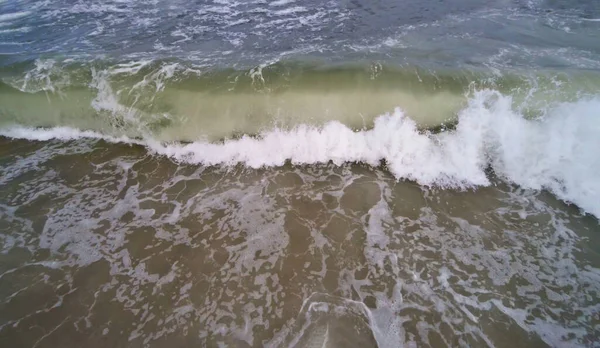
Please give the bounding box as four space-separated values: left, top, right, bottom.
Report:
1 0 600 347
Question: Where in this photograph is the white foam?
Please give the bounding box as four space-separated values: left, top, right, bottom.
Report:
269 0 295 6
0 90 598 218
0 126 133 143
0 26 30 34
479 94 600 217
0 11 30 22
273 6 307 16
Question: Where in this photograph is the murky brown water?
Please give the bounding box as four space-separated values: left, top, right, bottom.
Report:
0 137 599 347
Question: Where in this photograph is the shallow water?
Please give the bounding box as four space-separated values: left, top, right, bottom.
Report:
0 138 599 347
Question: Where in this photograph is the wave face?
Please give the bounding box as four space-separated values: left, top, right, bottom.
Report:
1 59 600 141
2 90 599 218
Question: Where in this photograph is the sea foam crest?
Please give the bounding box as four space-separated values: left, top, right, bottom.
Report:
1 90 598 218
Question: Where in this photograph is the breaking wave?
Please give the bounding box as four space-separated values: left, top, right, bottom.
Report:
1 90 598 218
